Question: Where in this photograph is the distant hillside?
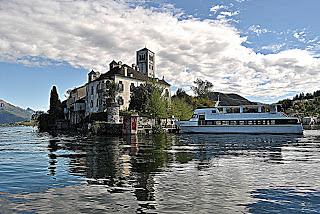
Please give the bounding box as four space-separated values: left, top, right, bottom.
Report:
208 92 256 106
0 99 34 124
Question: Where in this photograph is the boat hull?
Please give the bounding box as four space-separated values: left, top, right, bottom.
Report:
178 125 303 134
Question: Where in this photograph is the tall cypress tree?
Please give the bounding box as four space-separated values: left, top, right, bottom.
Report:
49 86 63 120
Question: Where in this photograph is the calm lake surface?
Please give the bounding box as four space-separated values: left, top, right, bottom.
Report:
0 126 319 214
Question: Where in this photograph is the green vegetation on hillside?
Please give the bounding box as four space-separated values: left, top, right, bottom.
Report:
278 90 320 116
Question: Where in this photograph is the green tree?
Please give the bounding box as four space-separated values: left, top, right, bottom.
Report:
191 78 214 98
129 84 152 112
105 81 118 106
169 98 193 120
172 88 192 104
48 86 64 119
148 88 168 119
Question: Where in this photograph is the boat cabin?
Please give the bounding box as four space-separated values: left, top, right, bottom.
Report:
189 105 300 126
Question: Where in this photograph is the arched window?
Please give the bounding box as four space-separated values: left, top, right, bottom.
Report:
117 96 124 105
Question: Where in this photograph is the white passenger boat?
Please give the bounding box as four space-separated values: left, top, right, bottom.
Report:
176 104 303 134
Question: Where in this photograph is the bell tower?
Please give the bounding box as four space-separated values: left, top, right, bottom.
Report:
136 48 155 78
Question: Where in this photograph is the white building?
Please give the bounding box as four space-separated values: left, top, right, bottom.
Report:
85 48 171 115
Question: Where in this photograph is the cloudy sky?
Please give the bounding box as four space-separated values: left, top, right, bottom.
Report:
0 0 319 110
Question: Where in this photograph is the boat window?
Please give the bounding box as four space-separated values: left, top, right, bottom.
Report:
229 121 237 125
271 120 276 125
192 114 198 118
199 115 205 120
206 120 213 125
212 110 217 114
226 108 240 113
275 119 298 124
216 121 222 125
222 121 229 125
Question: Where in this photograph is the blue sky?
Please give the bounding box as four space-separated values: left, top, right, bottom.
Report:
0 0 319 110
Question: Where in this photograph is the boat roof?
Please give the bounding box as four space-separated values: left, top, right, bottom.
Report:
196 104 280 110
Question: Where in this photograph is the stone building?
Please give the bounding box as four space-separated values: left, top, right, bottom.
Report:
84 48 171 115
65 86 86 125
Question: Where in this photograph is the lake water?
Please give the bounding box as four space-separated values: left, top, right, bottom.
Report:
0 126 319 213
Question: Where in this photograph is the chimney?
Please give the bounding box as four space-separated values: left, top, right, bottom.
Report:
124 67 128 76
132 64 136 69
130 73 133 78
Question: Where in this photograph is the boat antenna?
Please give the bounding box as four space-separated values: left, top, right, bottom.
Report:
215 93 220 107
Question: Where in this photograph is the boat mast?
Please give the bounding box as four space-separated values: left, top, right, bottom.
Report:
215 94 220 107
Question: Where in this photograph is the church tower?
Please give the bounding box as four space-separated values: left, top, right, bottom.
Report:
136 48 155 78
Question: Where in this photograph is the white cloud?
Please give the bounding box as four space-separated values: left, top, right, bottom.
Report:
210 5 228 14
261 43 285 53
248 25 269 36
293 30 307 43
0 0 320 102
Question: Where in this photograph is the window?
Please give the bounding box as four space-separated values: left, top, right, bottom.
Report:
222 121 229 125
118 96 124 105
139 54 146 61
106 80 111 88
165 89 169 97
130 83 135 91
118 81 124 92
90 100 93 108
229 121 237 125
96 83 100 92
96 99 99 107
91 86 94 95
206 121 213 125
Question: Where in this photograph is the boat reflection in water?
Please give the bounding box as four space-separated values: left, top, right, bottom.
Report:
44 133 319 213
1 126 319 213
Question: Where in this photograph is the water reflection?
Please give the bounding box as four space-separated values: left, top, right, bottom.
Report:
45 133 307 211
1 127 320 213
248 188 320 213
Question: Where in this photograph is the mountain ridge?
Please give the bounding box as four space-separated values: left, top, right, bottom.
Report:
0 99 34 124
208 92 256 106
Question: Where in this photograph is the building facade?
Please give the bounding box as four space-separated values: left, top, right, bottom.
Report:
81 48 171 116
66 86 86 125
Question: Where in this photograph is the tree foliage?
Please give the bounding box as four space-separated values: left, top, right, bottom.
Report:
105 81 118 106
148 88 168 118
173 87 214 109
129 83 169 119
278 89 320 116
129 84 153 113
191 78 214 98
48 86 64 120
169 98 193 120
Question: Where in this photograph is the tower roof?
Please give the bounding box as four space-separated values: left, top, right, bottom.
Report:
137 47 154 54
